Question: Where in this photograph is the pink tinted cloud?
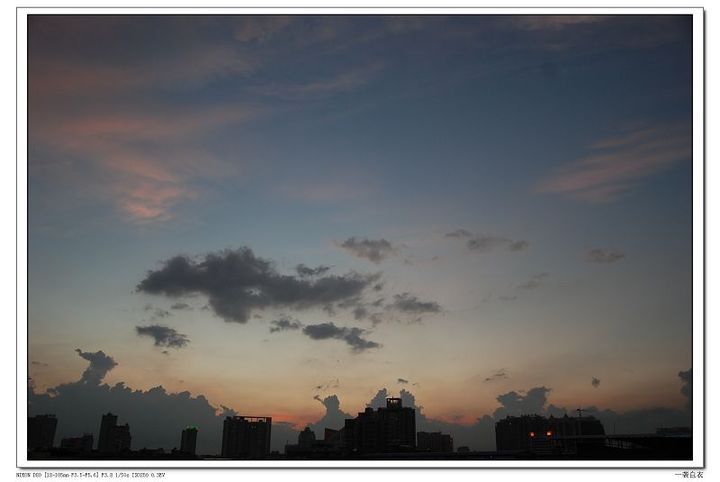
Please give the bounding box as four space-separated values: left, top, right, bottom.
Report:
32 104 257 222
29 45 254 100
535 123 691 203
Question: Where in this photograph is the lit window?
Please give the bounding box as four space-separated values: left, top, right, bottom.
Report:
529 431 535 438
546 431 552 437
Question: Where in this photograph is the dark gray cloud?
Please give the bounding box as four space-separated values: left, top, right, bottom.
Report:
135 324 190 349
137 247 378 323
170 302 192 311
31 361 49 367
493 386 551 419
446 229 528 253
336 237 398 263
352 306 368 320
269 317 303 333
386 292 442 314
367 388 389 408
302 322 380 352
295 263 331 277
586 248 625 264
517 272 549 290
484 369 509 382
591 377 601 388
309 394 352 434
74 349 118 385
397 378 409 385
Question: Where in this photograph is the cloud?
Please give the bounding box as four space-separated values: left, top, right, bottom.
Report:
592 377 601 388
397 378 409 385
302 322 381 352
493 386 551 419
366 388 390 409
295 264 331 278
137 247 379 323
74 349 118 385
250 62 383 100
269 317 303 333
135 325 190 349
535 123 691 202
446 229 528 253
31 103 257 223
170 302 192 311
510 16 608 31
336 237 399 264
484 369 509 383
586 248 625 264
309 394 353 434
233 16 293 43
386 292 442 315
517 273 549 290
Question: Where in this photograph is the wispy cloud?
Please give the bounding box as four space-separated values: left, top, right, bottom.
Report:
30 45 254 102
336 237 400 264
510 16 608 31
250 62 384 100
517 273 549 290
586 248 625 264
535 123 691 202
446 229 529 253
32 104 258 222
484 369 510 383
233 16 293 43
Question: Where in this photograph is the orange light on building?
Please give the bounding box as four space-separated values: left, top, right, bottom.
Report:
529 431 535 438
546 431 552 437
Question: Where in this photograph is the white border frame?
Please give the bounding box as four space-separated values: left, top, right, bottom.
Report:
16 6 705 469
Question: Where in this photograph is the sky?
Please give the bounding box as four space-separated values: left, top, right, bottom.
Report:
27 15 693 452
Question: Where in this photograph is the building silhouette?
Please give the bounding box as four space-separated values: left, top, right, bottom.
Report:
298 426 316 447
221 416 271 459
28 414 57 450
417 431 454 452
180 426 198 455
343 397 416 453
495 414 605 455
60 434 94 452
97 413 132 453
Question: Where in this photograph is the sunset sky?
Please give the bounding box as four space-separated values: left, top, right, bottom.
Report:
27 15 692 440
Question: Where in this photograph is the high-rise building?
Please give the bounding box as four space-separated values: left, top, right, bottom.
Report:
343 397 416 453
180 426 198 455
221 416 272 459
28 414 57 450
60 434 94 452
417 431 454 452
495 414 605 455
97 413 132 453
